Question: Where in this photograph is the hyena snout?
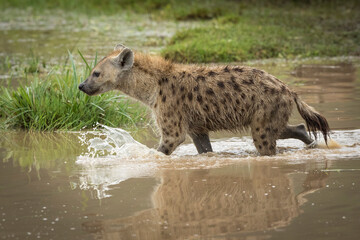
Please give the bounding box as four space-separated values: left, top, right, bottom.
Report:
78 81 86 91
78 79 96 95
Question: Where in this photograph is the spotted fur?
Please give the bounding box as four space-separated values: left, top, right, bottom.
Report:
79 45 330 156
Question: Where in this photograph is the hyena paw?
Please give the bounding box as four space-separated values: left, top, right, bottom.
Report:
306 140 317 148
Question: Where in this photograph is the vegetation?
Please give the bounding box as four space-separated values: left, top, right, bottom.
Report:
2 0 358 19
162 3 360 62
2 0 358 63
1 0 358 130
0 52 148 131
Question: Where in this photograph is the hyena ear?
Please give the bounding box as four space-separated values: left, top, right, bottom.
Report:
114 48 134 70
114 43 126 51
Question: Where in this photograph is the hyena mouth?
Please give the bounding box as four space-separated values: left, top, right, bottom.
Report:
78 82 99 96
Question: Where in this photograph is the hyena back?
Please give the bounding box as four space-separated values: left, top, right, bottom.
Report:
79 44 330 156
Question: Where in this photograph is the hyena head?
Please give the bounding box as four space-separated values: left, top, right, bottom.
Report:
78 44 134 96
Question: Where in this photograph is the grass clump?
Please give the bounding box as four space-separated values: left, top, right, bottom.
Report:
162 4 360 63
0 52 148 131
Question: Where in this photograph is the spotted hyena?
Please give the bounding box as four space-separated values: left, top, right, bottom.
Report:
79 44 330 156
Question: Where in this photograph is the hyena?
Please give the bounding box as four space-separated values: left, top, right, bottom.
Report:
79 44 330 156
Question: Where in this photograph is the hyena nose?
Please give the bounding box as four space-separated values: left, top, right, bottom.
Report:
78 82 85 91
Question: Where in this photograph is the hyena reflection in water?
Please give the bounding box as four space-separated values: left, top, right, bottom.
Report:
81 165 330 239
79 44 330 156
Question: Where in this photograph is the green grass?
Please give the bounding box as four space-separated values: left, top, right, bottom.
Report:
1 0 359 63
2 0 359 19
0 52 148 131
0 0 170 15
162 5 360 63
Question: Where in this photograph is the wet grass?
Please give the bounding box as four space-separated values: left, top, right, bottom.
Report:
0 51 45 78
0 52 148 131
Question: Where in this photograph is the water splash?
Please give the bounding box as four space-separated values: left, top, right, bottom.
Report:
77 124 160 159
76 125 161 198
75 126 360 199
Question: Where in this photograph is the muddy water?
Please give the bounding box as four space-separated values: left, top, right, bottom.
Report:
1 9 360 240
1 62 360 239
1 127 360 240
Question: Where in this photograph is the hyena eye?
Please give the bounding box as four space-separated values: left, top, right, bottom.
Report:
93 71 100 77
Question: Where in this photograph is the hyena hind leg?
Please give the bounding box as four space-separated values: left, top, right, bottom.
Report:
278 124 316 147
189 133 213 154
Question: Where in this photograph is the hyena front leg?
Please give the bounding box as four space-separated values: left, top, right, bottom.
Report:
157 118 186 155
189 132 213 154
157 133 186 155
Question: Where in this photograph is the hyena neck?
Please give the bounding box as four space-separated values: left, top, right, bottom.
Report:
121 53 175 106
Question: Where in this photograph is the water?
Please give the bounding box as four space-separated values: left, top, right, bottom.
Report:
1 129 360 239
1 8 360 240
1 127 360 239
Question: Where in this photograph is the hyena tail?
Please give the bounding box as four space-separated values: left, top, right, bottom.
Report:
294 95 330 144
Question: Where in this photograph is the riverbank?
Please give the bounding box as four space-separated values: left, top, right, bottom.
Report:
2 0 359 63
